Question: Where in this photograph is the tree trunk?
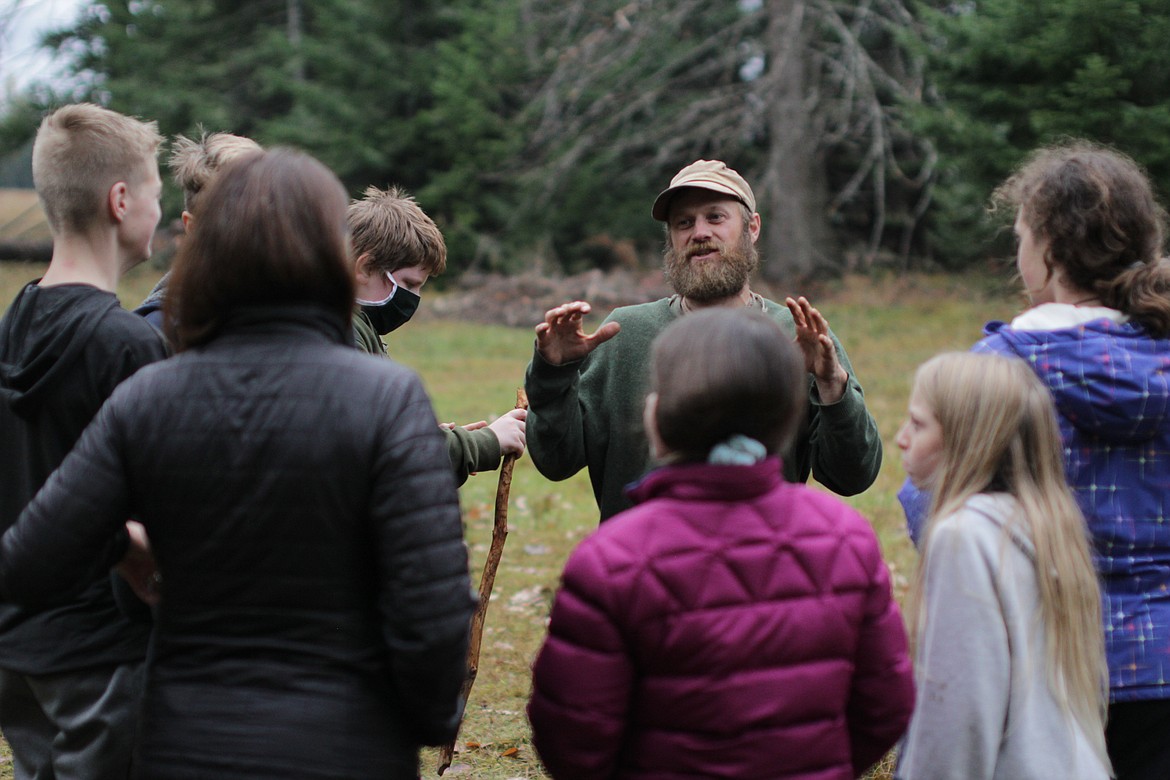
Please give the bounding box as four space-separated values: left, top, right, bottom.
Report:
758 0 834 285
287 0 304 82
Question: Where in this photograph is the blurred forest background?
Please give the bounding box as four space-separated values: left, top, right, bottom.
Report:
0 0 1167 283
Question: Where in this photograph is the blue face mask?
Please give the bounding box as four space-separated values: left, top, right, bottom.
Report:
357 272 420 335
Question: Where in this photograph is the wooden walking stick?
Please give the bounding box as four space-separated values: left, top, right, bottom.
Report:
438 388 528 776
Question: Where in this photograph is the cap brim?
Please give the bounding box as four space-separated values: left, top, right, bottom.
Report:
651 182 749 221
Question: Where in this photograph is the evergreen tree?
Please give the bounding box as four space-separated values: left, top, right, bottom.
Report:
44 0 462 194
26 0 523 274
915 0 1170 265
3 0 937 278
412 0 529 273
0 0 518 274
509 0 932 281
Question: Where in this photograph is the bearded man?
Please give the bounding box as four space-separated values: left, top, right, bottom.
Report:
524 159 882 520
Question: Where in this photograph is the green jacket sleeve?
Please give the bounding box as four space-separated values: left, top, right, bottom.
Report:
445 425 502 488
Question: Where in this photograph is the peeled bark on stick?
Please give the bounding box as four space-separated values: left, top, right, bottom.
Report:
437 388 528 776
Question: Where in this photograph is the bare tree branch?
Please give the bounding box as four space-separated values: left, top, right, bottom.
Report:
512 0 934 276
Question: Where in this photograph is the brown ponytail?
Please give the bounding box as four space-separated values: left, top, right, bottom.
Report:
1099 258 1170 338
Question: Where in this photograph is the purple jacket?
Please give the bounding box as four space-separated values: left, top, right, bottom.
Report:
528 457 914 779
974 318 1170 701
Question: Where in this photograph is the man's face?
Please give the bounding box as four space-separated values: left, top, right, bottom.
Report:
663 189 760 302
118 160 163 268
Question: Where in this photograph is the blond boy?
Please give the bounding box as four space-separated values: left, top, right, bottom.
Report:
135 131 262 329
0 103 168 779
348 186 526 485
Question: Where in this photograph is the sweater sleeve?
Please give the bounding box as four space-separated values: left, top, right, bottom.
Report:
444 425 502 487
528 539 634 779
524 346 591 483
897 515 1010 780
798 329 882 495
370 373 477 745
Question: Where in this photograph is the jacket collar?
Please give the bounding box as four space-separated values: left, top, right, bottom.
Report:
219 303 350 346
625 456 784 506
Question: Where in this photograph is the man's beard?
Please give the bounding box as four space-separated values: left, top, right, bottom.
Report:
662 230 759 302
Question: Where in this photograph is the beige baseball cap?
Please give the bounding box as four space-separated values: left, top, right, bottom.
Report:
651 159 756 222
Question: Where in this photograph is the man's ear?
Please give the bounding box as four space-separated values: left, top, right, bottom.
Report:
747 211 762 244
108 181 129 224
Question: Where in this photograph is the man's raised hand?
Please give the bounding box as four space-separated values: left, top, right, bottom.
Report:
785 296 848 404
535 301 621 366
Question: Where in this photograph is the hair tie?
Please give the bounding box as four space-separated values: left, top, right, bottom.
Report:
707 435 766 465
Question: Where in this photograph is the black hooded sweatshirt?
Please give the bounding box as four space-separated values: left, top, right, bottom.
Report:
0 281 166 674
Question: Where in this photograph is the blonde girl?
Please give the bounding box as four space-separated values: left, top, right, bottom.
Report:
895 351 1109 780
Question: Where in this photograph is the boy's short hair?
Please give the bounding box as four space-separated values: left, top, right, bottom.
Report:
170 131 262 213
347 186 446 277
32 103 163 235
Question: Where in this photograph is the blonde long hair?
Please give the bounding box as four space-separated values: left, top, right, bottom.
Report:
905 352 1109 766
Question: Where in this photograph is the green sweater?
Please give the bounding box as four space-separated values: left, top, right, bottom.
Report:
351 306 386 355
525 296 882 521
352 307 502 487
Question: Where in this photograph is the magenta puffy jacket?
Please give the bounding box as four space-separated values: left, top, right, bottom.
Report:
529 457 914 779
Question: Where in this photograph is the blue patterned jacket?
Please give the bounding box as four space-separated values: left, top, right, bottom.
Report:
902 314 1170 702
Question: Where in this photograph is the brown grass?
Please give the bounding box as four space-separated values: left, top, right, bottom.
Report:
397 270 1022 778
0 266 1023 779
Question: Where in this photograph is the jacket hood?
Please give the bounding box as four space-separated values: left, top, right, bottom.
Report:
132 270 169 319
982 319 1170 445
0 283 120 416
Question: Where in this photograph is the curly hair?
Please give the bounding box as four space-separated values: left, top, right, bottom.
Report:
993 141 1170 337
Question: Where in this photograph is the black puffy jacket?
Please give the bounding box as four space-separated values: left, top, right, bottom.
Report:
0 305 476 780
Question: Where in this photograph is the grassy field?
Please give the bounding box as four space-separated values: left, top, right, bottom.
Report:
0 262 1022 778
0 191 51 244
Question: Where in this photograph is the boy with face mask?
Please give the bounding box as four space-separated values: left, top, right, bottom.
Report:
347 186 526 485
